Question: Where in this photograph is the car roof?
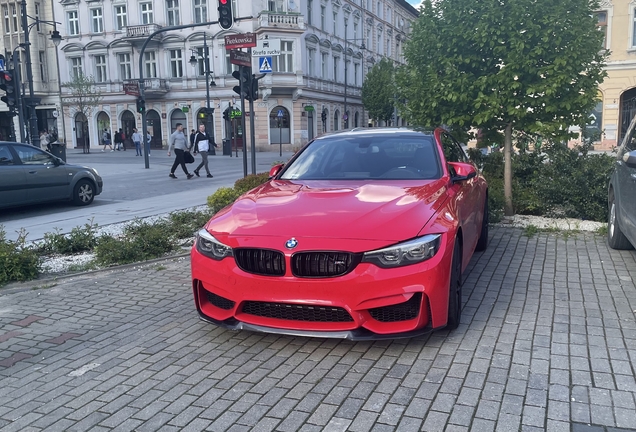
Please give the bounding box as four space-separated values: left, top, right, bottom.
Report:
314 127 436 140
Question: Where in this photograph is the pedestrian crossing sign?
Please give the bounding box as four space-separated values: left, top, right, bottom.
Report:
259 56 273 73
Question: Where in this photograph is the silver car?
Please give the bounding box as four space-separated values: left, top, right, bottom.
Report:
0 142 103 209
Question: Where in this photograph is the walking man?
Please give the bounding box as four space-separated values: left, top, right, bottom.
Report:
114 129 123 151
193 124 217 178
132 128 143 156
167 123 193 179
101 129 113 152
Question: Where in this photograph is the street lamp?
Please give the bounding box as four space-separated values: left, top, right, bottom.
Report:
19 0 62 148
190 33 216 142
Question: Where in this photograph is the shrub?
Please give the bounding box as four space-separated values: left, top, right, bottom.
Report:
0 228 39 285
95 221 177 266
37 220 99 255
207 187 241 212
168 208 214 239
234 172 270 194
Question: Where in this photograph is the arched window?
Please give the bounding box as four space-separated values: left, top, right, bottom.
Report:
334 110 340 131
269 106 290 144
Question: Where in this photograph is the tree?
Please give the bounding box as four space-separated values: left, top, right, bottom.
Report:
62 74 103 142
397 0 608 215
362 58 397 125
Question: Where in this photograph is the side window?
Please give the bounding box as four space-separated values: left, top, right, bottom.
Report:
441 133 467 163
626 130 636 152
14 146 56 165
0 145 15 165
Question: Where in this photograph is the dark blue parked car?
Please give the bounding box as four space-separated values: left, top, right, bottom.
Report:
608 117 636 249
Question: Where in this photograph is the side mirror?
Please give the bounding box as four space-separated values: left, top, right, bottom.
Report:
448 162 477 183
52 157 61 166
623 150 636 169
269 163 284 178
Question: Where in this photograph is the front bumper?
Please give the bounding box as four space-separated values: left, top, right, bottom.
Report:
191 236 454 339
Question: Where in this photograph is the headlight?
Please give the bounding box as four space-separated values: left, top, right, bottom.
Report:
196 229 233 260
362 234 441 268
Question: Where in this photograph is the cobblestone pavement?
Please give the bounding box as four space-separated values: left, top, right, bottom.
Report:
1 227 636 432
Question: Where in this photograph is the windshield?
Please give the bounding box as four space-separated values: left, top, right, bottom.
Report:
280 134 441 180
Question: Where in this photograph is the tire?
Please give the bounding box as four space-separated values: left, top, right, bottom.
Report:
447 240 462 330
608 189 633 250
73 179 95 206
475 196 489 251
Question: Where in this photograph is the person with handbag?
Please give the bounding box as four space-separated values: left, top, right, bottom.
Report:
167 123 194 179
192 124 217 178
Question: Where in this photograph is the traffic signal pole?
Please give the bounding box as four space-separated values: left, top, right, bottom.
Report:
21 1 39 149
11 55 25 142
239 66 248 178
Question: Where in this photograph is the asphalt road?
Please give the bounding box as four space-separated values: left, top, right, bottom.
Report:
0 148 294 242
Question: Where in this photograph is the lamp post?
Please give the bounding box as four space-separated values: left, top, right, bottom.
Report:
190 33 216 141
20 1 62 148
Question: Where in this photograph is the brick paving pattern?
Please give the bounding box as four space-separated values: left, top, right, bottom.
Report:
0 227 635 431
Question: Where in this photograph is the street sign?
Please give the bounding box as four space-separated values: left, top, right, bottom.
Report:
123 82 140 96
230 49 252 67
0 57 4 72
252 39 281 57
277 109 284 118
259 57 273 73
224 33 256 49
304 105 315 112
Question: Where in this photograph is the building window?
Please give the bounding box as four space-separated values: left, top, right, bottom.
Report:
166 0 180 26
366 28 371 50
91 8 104 33
333 56 338 81
377 32 382 54
39 51 47 82
144 51 157 78
35 3 41 31
386 38 391 57
224 49 239 74
320 6 325 31
67 11 79 36
307 0 312 25
593 11 607 49
272 41 293 72
354 63 359 86
387 7 391 23
3 6 9 34
115 5 127 30
321 52 327 78
141 2 154 24
333 12 337 35
70 57 83 79
353 21 358 40
95 55 107 82
11 5 17 32
307 48 314 76
377 1 382 19
268 0 284 12
170 49 183 78
194 0 207 24
118 53 132 80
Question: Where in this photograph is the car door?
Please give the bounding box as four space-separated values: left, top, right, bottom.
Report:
0 144 29 208
12 144 70 203
615 126 636 235
441 133 480 251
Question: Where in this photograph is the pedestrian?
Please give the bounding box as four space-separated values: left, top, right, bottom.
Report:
101 129 114 152
192 124 217 178
114 128 124 151
121 129 127 151
146 130 152 156
167 123 193 179
132 128 143 156
40 130 49 152
190 129 196 147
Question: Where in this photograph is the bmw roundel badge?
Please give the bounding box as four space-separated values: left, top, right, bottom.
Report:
285 238 298 249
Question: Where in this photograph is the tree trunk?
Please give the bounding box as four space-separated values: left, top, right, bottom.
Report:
504 123 514 216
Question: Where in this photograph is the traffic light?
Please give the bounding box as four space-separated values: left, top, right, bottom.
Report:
0 70 17 109
136 96 146 114
223 109 230 121
250 74 259 101
232 67 251 100
321 109 327 123
218 0 234 30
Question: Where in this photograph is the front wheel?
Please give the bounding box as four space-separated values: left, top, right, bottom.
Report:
73 179 95 206
608 189 633 250
446 240 462 330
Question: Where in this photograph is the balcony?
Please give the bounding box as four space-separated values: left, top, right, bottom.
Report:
125 24 164 40
256 12 305 32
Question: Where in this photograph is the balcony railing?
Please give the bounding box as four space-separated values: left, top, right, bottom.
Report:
123 78 168 93
126 24 164 39
256 12 305 31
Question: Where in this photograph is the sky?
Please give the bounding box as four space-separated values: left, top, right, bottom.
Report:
406 0 423 8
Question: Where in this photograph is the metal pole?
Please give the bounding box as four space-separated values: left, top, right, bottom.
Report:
204 33 214 141
12 53 25 143
21 1 39 149
344 29 347 129
239 66 247 177
248 70 256 173
279 119 282 157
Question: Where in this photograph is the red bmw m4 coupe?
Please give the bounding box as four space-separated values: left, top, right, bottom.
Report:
191 128 488 340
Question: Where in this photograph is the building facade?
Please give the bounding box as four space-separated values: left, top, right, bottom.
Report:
0 0 63 143
595 0 636 147
53 0 418 151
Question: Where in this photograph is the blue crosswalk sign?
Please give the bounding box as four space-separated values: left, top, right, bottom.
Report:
259 57 273 73
277 110 284 117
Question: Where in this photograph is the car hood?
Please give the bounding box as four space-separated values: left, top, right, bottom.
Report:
208 180 448 242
